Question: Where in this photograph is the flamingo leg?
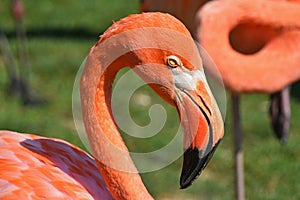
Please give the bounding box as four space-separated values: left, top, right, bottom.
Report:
10 0 45 106
0 28 20 95
269 86 291 144
232 94 245 200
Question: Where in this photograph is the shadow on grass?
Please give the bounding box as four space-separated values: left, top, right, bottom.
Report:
4 27 104 40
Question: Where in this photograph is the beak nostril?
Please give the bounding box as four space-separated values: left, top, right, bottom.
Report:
198 95 212 116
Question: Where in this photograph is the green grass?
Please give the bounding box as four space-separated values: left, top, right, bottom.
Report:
1 1 300 199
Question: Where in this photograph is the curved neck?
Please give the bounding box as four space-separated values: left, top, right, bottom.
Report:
80 27 198 200
81 52 152 199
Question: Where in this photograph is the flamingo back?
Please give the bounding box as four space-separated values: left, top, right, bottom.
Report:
0 130 113 199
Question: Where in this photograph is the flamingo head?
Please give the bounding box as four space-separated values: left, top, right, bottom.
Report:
113 13 224 189
132 47 223 188
88 12 224 190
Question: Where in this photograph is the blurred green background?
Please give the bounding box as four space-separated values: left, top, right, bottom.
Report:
0 1 299 199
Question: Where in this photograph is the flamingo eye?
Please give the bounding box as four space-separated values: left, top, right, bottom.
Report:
166 55 182 68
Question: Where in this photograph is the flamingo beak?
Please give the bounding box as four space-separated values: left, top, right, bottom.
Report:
172 70 223 189
180 130 221 189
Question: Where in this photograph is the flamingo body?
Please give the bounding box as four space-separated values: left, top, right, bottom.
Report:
0 131 113 199
196 0 300 140
197 0 300 93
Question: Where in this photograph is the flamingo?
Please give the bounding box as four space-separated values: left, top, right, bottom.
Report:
0 12 224 199
197 0 300 199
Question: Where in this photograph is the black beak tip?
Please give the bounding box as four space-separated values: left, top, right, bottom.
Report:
179 141 221 189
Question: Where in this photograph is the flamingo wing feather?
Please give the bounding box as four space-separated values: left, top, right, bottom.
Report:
0 130 113 199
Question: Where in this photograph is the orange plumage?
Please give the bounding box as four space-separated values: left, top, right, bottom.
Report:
0 131 113 199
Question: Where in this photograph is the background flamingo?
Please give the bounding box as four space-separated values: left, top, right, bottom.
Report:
0 0 43 106
0 12 224 199
197 0 300 199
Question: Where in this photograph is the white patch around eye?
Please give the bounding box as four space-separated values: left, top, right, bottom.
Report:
170 68 208 90
192 70 207 83
173 72 196 90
